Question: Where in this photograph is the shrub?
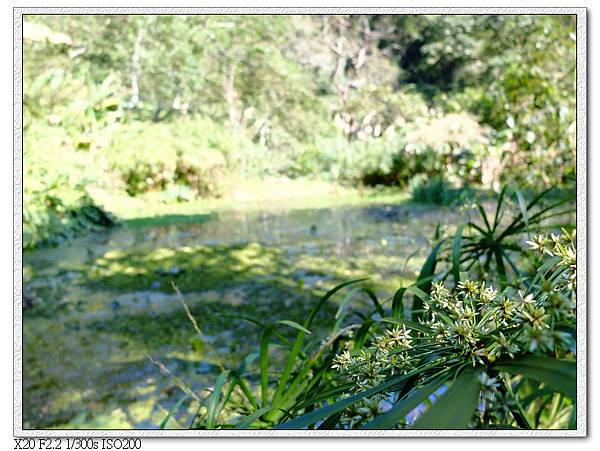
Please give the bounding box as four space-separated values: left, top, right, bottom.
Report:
292 135 404 182
23 176 115 249
410 175 448 205
409 175 473 206
107 117 236 197
23 122 116 248
307 112 493 189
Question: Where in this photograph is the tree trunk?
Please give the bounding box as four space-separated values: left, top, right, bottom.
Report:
224 64 240 126
130 25 144 108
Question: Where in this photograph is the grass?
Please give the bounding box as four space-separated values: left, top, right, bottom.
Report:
89 179 411 228
123 213 217 228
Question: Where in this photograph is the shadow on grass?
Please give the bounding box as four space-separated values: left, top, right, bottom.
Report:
84 242 295 293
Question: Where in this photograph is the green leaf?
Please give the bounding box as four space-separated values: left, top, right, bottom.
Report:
413 368 481 429
317 410 344 429
360 287 385 317
526 256 562 294
294 383 354 412
334 287 361 320
206 370 230 429
360 376 446 429
236 352 259 375
452 224 465 284
478 205 492 234
159 393 189 429
433 223 441 241
492 185 508 233
234 407 273 429
513 187 529 236
391 287 407 319
412 240 444 322
275 360 449 429
271 278 369 408
494 247 508 289
466 221 490 237
506 400 533 430
228 353 259 410
276 320 312 335
500 247 521 280
519 387 556 408
353 320 375 351
494 355 576 400
409 285 430 302
307 278 370 327
260 320 313 408
260 326 274 407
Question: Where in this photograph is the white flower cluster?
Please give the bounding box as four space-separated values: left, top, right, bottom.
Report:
423 277 573 359
527 228 576 290
332 324 415 393
330 229 576 426
330 325 417 428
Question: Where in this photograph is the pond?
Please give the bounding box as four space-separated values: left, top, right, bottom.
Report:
22 200 466 429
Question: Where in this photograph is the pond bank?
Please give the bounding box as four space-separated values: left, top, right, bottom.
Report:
90 178 411 228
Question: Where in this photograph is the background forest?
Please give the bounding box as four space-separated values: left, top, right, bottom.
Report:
24 14 575 248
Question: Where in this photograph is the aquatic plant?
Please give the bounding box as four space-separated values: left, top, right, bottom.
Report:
279 229 576 429
186 191 576 430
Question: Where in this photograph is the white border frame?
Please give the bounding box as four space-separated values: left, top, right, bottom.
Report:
13 7 587 438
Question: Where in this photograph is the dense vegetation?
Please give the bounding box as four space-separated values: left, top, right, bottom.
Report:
23 14 577 431
24 15 575 248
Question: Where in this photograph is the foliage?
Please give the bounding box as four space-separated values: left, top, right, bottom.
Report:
23 123 116 249
23 177 115 249
326 240 575 428
107 118 231 197
24 15 575 185
443 186 574 289
429 16 576 188
409 175 472 206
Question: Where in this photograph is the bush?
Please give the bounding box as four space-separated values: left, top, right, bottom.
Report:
292 135 404 182
23 123 117 249
409 175 473 206
107 117 239 197
23 176 115 249
410 175 448 205
294 111 492 189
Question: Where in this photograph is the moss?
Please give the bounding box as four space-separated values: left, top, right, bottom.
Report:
85 243 290 293
81 241 418 300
